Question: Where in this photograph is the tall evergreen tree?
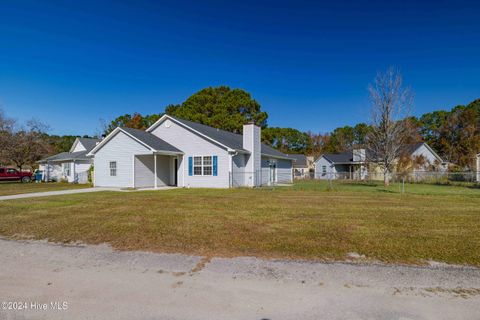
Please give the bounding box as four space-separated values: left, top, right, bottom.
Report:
166 86 267 133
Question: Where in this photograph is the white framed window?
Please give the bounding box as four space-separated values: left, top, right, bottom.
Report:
109 161 117 176
63 163 71 176
193 156 213 176
203 156 212 175
193 156 202 175
322 165 327 176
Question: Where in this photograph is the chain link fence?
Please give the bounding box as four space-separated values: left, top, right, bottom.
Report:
230 169 293 187
230 168 478 188
314 170 479 185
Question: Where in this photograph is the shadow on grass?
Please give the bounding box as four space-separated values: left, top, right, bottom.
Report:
375 188 398 194
340 182 379 188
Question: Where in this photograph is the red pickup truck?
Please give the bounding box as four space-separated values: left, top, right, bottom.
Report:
0 168 33 183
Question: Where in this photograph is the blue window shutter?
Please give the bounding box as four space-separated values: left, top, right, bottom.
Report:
213 156 218 176
188 157 193 176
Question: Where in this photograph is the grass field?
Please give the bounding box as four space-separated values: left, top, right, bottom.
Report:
0 182 92 196
0 180 479 265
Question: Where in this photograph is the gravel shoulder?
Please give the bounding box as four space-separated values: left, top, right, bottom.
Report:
1 238 479 320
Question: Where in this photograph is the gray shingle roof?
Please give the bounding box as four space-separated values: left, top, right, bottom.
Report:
287 154 307 166
120 127 182 153
39 151 90 163
261 144 291 159
170 117 247 151
170 116 292 159
323 151 354 163
399 142 424 155
77 137 101 152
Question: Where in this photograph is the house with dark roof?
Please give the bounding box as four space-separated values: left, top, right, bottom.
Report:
38 137 101 183
87 115 294 188
314 142 445 180
287 154 314 178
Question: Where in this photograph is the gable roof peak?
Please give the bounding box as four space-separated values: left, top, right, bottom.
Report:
148 114 292 160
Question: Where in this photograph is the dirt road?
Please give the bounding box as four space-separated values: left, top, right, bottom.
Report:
1 238 479 320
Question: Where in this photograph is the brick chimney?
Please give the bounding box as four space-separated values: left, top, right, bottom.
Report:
243 122 261 187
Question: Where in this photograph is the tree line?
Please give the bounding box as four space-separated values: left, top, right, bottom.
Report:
102 85 480 170
0 110 96 170
1 83 479 171
315 98 480 169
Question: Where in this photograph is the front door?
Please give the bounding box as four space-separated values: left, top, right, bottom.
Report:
269 163 276 185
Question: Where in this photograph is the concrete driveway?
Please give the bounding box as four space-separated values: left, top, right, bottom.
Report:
0 187 118 201
1 238 479 320
0 186 176 201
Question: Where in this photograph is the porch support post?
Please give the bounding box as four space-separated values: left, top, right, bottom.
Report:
154 153 158 189
228 153 233 188
73 160 76 183
46 161 50 182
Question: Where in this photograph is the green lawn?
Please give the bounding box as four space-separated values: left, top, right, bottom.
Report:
0 180 479 265
292 179 480 196
0 182 91 196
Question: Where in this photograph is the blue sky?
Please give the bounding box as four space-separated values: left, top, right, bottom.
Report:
1 0 479 136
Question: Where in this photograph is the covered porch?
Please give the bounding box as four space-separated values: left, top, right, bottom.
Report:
333 163 367 180
133 153 183 189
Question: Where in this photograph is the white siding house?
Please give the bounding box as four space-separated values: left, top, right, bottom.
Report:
314 156 337 179
90 127 183 188
148 118 231 188
38 137 100 183
88 115 294 189
94 130 156 188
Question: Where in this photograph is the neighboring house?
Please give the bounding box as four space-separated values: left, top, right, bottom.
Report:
38 137 100 183
287 154 310 179
314 142 445 180
87 115 294 188
314 149 368 180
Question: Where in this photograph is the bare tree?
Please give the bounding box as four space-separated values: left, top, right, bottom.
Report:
366 67 413 186
0 111 51 170
0 109 16 166
306 131 331 158
96 118 108 138
0 108 15 132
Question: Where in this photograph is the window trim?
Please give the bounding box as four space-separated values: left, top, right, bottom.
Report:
192 155 213 176
109 161 117 177
321 165 327 176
